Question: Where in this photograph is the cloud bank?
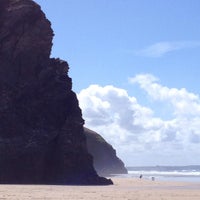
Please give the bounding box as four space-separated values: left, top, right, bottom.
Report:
135 41 200 57
77 75 200 165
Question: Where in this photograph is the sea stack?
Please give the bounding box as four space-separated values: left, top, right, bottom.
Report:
0 0 112 185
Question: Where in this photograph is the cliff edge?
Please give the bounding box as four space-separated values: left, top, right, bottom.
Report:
0 0 112 185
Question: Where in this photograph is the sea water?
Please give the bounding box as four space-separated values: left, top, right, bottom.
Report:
122 166 200 182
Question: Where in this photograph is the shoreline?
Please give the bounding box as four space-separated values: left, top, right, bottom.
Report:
113 172 200 183
1 177 200 199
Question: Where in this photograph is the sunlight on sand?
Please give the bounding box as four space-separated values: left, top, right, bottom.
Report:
0 178 200 200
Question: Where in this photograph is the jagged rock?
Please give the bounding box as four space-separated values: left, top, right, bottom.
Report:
85 128 128 176
0 0 112 185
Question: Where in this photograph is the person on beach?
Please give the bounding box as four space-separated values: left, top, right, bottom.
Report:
139 174 143 179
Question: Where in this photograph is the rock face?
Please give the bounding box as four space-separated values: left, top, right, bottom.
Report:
85 128 128 176
0 0 112 185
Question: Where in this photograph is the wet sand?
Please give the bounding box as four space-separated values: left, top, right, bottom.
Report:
0 177 200 200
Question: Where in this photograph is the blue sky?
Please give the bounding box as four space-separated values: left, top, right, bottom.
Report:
35 0 200 166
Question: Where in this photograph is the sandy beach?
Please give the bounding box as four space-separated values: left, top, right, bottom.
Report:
0 177 200 200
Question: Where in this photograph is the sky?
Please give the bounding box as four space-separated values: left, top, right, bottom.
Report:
35 0 200 166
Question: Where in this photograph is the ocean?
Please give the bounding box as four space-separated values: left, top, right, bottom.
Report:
122 166 200 182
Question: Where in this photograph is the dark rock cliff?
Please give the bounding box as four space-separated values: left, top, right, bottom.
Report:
85 128 128 176
0 0 112 185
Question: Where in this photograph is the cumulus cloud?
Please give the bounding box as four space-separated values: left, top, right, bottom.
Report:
135 41 200 57
77 77 200 165
129 74 200 117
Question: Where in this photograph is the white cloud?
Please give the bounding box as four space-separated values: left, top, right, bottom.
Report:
77 78 200 166
129 74 200 117
135 41 200 57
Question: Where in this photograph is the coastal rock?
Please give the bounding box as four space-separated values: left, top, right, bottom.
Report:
0 0 112 185
85 128 128 176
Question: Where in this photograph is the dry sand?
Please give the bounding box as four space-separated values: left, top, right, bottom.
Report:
0 177 200 200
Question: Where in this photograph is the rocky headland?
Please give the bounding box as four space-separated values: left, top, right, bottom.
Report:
0 0 112 185
85 128 128 176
